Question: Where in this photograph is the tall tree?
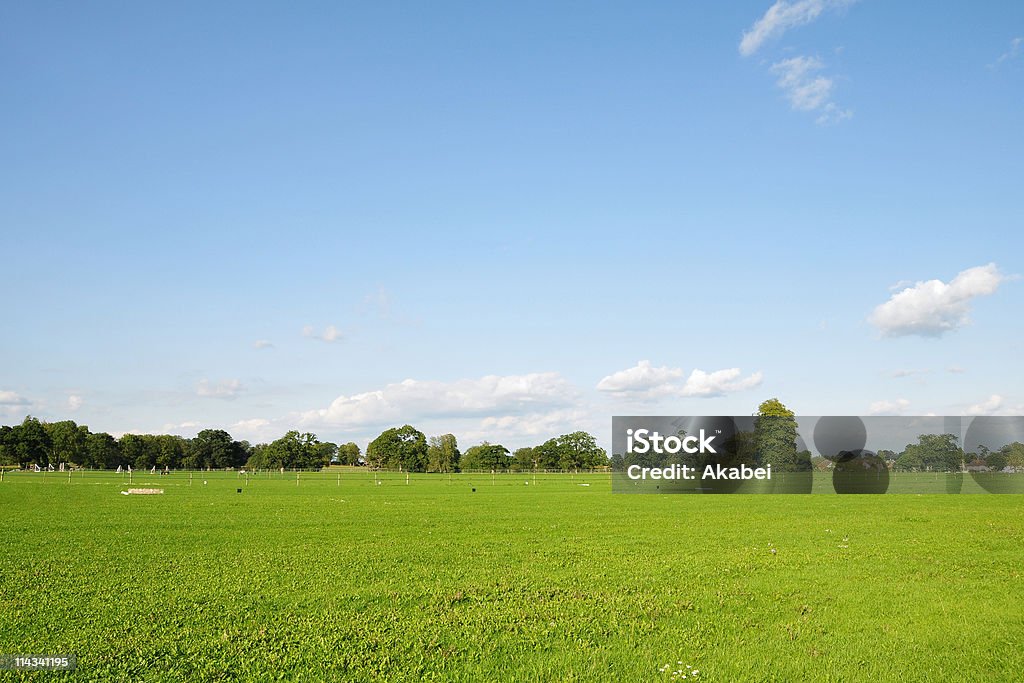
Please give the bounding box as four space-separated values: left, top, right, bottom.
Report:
895 433 963 472
460 442 511 470
366 425 428 471
187 429 246 469
754 398 801 471
256 431 323 469
44 420 87 465
84 432 120 469
119 434 155 470
512 447 536 472
316 441 338 466
427 434 460 472
155 434 186 469
556 431 607 470
9 416 52 468
531 432 607 471
336 442 362 465
0 425 16 465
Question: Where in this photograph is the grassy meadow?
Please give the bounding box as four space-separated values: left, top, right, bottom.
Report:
1 469 1022 681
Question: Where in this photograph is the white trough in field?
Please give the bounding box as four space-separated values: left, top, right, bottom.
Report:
120 488 164 495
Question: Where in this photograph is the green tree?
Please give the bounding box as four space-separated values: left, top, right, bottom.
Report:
187 429 247 469
754 398 800 471
531 432 607 471
427 434 459 472
896 434 962 472
1000 442 1024 468
460 442 511 470
336 442 362 465
9 416 52 468
533 439 562 470
512 447 536 472
0 425 16 465
44 420 87 465
84 432 120 469
119 434 155 470
155 434 186 469
557 431 607 470
317 441 338 466
366 425 428 471
259 431 323 469
985 449 1008 471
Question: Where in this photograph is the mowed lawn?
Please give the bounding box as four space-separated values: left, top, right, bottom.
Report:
1 471 1022 682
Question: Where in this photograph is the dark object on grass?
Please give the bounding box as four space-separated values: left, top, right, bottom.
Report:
471 487 476 492
237 488 242 493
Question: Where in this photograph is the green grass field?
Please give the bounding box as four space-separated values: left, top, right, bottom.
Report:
1 470 1022 681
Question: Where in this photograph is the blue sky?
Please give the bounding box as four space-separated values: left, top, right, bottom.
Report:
2 1 1022 450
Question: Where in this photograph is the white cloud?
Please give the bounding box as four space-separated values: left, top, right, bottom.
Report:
967 394 1002 416
965 394 1024 417
869 263 1006 337
253 340 274 350
300 372 579 429
475 408 592 442
158 421 202 436
990 37 1023 69
770 56 852 123
596 360 684 398
596 362 762 399
947 366 966 374
229 418 277 442
67 394 83 411
680 368 764 397
196 378 243 399
868 398 911 416
0 390 32 417
303 325 344 343
815 102 853 125
740 0 856 56
0 390 30 406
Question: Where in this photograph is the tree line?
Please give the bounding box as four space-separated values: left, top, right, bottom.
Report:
611 399 815 473
610 399 1024 474
0 416 608 472
365 425 608 472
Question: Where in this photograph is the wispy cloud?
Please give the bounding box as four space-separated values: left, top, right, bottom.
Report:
302 325 344 343
867 398 911 416
740 0 857 57
196 378 243 399
0 390 32 417
476 408 593 442
989 36 1023 69
361 287 392 319
596 361 762 400
158 420 202 436
770 56 852 124
300 372 579 430
964 394 1024 416
229 418 276 442
67 394 84 411
869 264 1007 337
890 369 928 379
253 340 274 350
